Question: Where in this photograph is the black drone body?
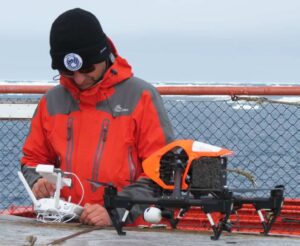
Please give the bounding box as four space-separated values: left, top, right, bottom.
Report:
100 140 285 240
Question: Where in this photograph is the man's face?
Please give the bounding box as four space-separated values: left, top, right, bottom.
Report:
60 61 107 90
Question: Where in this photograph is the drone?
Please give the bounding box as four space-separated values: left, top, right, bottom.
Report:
99 140 284 240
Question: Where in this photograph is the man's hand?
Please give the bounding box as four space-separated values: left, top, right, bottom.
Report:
32 178 55 199
80 203 112 226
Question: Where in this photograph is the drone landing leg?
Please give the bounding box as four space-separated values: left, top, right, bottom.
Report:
206 201 233 240
206 213 229 240
255 185 284 235
206 213 222 240
257 210 278 235
171 208 188 229
108 209 126 236
169 217 179 229
264 215 279 235
257 209 268 234
161 210 179 229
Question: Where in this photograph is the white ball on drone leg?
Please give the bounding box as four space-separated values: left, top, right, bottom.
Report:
143 207 162 223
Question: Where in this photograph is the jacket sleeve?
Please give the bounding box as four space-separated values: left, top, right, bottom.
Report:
134 85 174 162
20 96 57 187
21 164 42 188
116 177 160 223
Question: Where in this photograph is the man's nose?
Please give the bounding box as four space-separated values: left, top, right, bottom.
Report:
73 71 86 85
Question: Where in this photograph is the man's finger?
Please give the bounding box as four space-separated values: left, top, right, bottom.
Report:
45 182 55 196
34 189 44 199
80 205 98 224
80 205 111 226
40 182 51 197
32 178 54 198
80 205 90 222
88 215 103 226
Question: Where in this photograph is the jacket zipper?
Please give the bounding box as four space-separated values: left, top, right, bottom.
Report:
128 146 137 183
66 117 74 173
91 118 110 192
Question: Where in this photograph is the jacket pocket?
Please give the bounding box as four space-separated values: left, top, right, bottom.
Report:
91 118 110 192
65 116 74 172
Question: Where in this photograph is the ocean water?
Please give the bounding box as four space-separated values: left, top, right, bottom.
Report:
0 82 299 209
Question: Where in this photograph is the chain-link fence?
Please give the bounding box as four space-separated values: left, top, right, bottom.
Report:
164 95 300 197
0 92 299 215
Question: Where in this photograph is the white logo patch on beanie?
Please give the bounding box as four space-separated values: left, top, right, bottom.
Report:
64 53 83 71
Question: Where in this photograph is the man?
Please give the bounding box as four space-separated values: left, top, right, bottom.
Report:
21 8 174 226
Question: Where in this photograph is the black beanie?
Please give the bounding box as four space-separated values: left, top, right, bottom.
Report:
50 8 111 71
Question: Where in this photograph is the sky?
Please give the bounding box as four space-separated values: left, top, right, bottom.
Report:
0 0 299 84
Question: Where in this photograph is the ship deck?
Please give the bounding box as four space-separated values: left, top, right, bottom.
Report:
1 215 299 246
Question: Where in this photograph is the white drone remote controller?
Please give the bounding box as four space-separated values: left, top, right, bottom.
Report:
18 164 83 223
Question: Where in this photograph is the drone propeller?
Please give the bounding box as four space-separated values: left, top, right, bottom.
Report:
87 179 113 188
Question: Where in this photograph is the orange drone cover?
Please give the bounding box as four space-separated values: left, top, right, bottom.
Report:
142 139 233 190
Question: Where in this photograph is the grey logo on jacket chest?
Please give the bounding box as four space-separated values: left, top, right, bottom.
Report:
114 104 129 113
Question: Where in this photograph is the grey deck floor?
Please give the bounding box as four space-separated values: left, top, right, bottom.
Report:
0 215 299 246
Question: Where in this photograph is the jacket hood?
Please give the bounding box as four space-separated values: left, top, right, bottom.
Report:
59 38 133 100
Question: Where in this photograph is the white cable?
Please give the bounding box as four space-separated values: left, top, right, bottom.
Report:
61 213 77 223
64 171 85 206
37 209 77 223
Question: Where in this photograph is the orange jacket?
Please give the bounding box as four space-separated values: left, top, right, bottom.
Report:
21 40 174 206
